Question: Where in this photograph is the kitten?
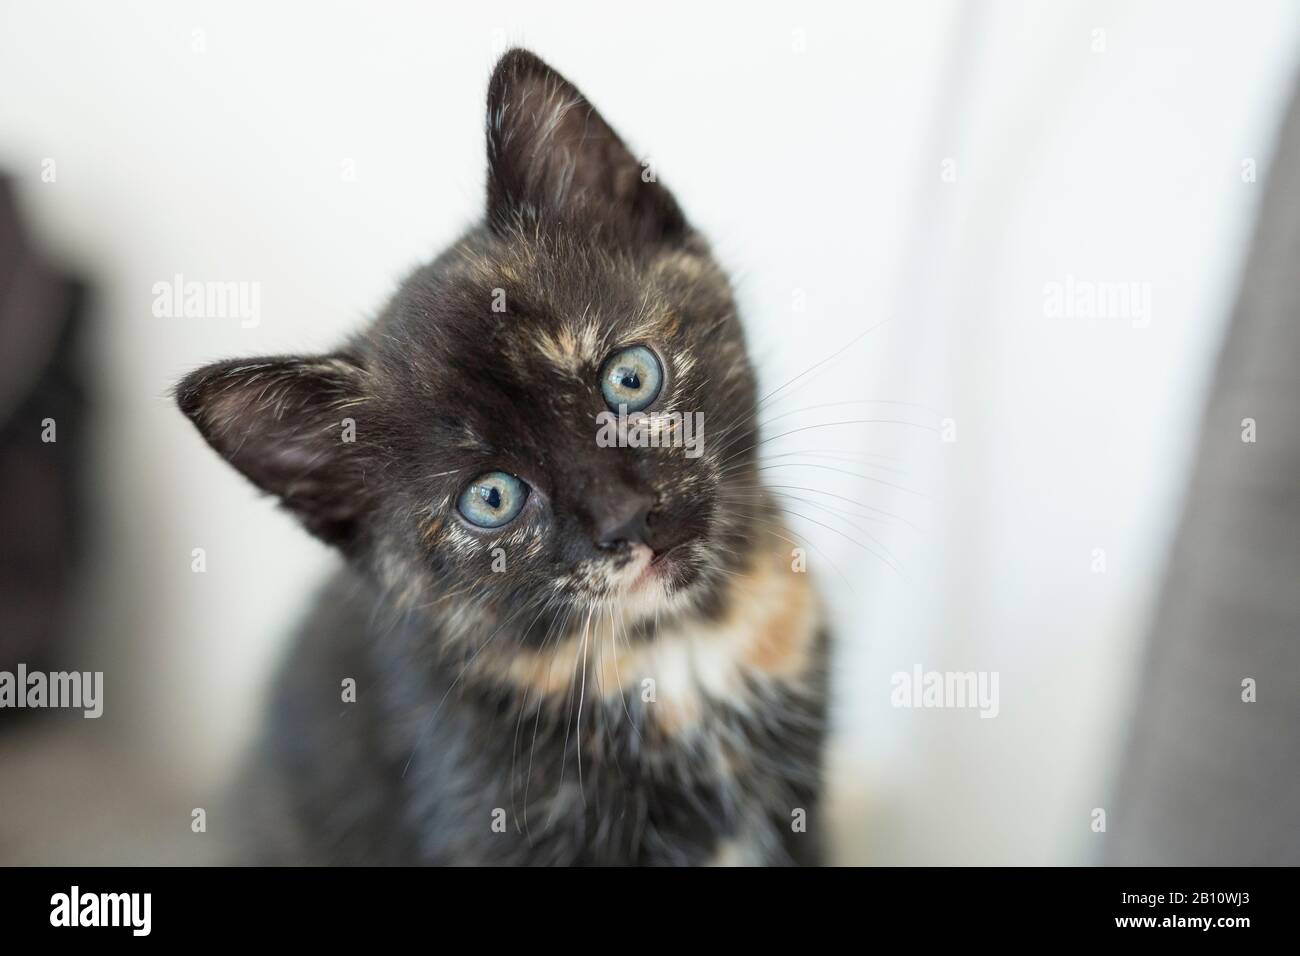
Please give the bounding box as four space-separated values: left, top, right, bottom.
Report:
177 49 829 866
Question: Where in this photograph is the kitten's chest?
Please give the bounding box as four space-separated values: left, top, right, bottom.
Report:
457 660 828 866
424 561 829 865
378 544 829 865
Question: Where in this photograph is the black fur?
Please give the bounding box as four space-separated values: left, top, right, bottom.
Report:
178 49 828 866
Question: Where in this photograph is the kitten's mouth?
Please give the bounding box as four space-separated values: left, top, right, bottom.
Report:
594 541 699 607
631 543 689 591
650 544 686 569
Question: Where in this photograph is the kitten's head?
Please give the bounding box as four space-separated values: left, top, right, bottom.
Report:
177 50 763 636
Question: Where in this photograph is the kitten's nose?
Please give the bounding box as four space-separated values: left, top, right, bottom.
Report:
593 493 653 550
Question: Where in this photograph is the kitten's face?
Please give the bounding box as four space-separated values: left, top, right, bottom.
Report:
178 50 762 634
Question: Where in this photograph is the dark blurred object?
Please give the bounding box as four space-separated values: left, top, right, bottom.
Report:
0 175 87 680
1107 80 1300 864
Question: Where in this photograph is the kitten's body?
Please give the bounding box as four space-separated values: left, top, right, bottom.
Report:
182 50 829 866
245 545 826 866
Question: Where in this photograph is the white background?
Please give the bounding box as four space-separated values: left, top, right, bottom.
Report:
1 0 1296 863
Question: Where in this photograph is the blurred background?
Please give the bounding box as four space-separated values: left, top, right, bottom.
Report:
1 0 1297 864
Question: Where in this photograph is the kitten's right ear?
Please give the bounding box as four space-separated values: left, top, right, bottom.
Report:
175 354 373 551
484 48 687 243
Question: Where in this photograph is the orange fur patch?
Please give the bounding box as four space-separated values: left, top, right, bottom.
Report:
475 536 821 736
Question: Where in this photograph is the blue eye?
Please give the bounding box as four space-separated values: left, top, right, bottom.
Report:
457 471 529 528
600 345 663 412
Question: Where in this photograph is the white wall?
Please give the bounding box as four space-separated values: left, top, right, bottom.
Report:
1 0 1295 862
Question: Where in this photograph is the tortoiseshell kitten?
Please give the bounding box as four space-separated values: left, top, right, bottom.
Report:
177 49 828 866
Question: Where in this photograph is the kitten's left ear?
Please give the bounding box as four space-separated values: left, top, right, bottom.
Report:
175 354 373 551
485 48 687 243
